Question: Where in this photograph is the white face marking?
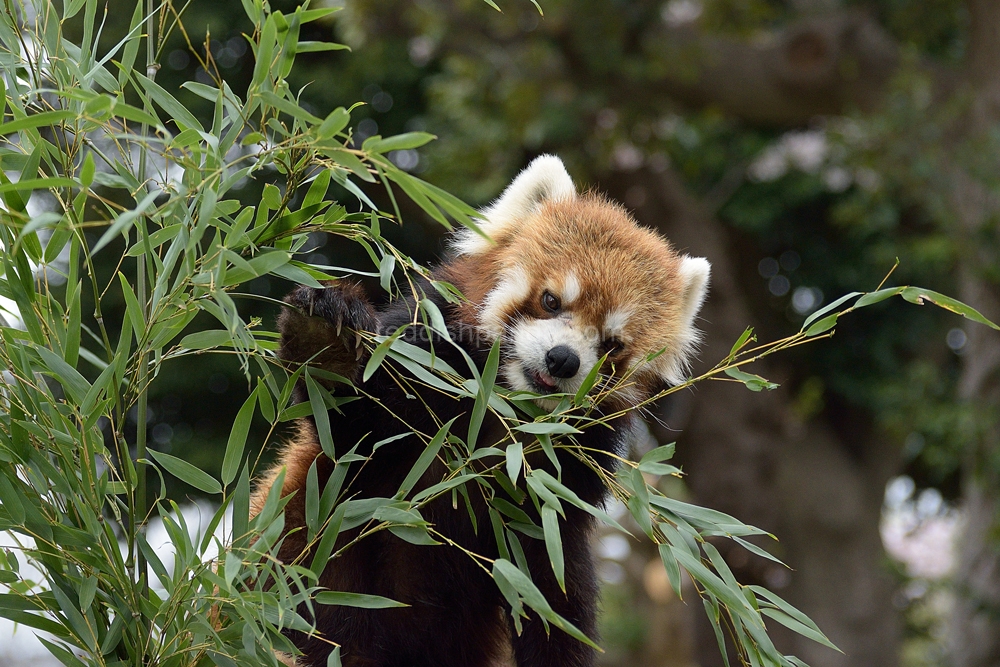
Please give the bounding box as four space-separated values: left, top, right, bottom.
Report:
562 272 581 306
603 308 632 339
479 266 531 338
504 318 600 401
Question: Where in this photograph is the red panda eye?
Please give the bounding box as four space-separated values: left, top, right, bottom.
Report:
601 338 624 356
541 291 561 313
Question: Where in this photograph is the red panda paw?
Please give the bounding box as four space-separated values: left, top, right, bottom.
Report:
277 282 378 379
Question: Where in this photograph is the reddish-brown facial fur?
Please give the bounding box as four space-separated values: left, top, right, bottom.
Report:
443 194 696 399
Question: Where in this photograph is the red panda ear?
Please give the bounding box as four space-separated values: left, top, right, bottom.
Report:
451 155 577 256
678 256 711 329
656 255 711 386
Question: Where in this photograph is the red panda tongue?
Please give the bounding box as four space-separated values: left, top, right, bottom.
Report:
535 370 558 391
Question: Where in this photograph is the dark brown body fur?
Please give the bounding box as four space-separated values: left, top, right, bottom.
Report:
252 277 627 667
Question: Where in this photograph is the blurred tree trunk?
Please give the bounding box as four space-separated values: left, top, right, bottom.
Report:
600 169 901 667
946 2 1000 664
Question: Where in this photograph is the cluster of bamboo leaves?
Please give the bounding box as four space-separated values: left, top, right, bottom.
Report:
1 0 998 665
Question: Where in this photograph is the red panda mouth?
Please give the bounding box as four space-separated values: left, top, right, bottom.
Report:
525 368 559 394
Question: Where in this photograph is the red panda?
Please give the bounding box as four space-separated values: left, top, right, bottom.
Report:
251 156 710 667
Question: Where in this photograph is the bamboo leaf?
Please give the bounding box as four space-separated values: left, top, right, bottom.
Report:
0 110 76 136
854 286 905 309
222 388 258 485
315 591 408 608
363 132 436 154
900 287 1000 330
724 367 778 392
505 442 523 486
136 73 204 131
541 504 565 592
513 421 581 435
93 191 159 253
398 417 457 497
305 370 335 460
803 313 838 337
492 559 599 649
468 338 500 450
147 449 222 494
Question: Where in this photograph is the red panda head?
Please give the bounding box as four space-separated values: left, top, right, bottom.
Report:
443 155 710 406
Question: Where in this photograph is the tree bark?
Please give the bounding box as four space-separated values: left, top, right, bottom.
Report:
639 11 901 126
947 4 1000 664
600 168 902 667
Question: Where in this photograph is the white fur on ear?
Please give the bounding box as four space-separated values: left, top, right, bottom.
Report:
678 256 711 328
452 155 577 256
656 255 711 385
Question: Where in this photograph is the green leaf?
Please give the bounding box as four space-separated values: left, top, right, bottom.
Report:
222 389 258 485
398 418 456 497
672 547 753 620
728 327 754 358
147 449 222 494
303 170 332 208
627 467 653 538
505 442 523 486
900 287 1000 330
514 421 581 435
854 286 905 309
378 253 395 293
35 346 90 404
136 73 204 131
93 190 159 253
0 110 77 136
640 443 676 464
492 559 599 649
363 328 402 382
328 148 376 183
573 353 605 405
315 591 408 609
179 329 232 350
79 152 95 188
801 291 861 330
388 525 440 545
658 543 682 598
295 41 350 53
241 132 265 145
223 249 292 286
318 107 350 138
638 445 680 475
541 504 565 592
310 502 347 572
724 367 778 392
468 337 500 449
363 132 436 154
748 585 840 651
305 370 335 460
259 91 323 124
803 313 838 337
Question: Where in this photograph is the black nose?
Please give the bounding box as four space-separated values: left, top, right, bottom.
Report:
545 345 580 379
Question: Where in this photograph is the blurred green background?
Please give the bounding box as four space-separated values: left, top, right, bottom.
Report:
57 1 1000 666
